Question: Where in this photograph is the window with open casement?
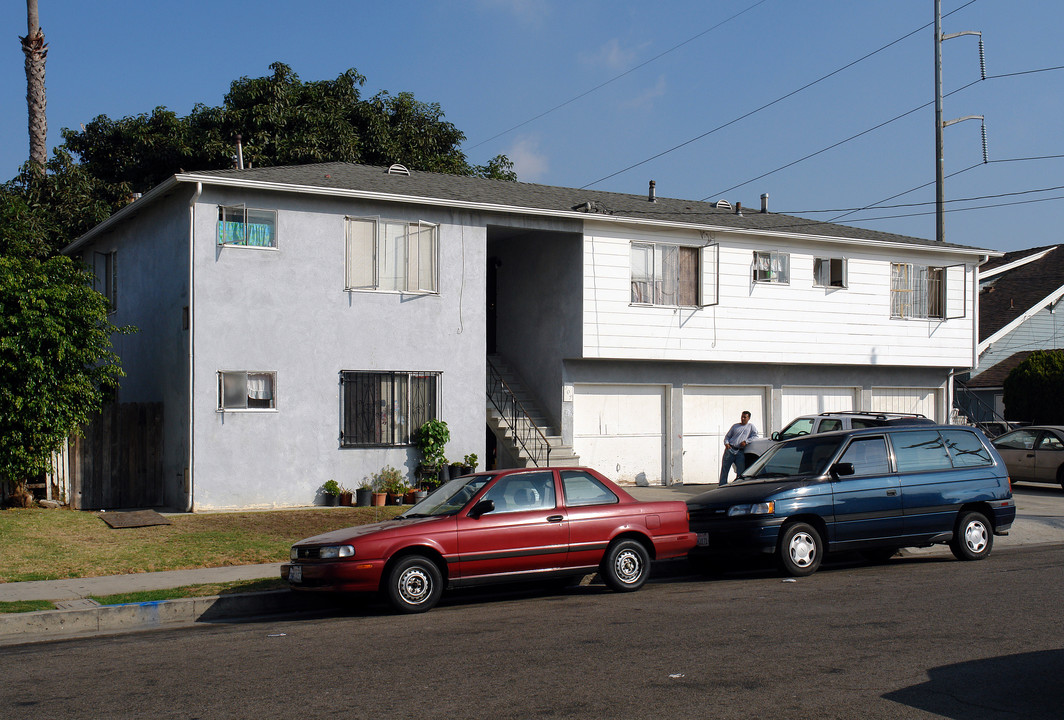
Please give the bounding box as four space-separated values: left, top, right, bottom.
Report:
346 217 438 293
630 242 717 307
217 205 277 248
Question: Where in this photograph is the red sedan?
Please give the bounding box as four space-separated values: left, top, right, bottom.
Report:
281 467 696 613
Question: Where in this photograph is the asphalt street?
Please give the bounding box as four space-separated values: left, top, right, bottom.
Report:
2 544 1061 719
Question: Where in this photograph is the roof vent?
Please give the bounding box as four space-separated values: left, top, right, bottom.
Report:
386 164 410 176
648 180 657 203
714 199 732 210
761 193 769 213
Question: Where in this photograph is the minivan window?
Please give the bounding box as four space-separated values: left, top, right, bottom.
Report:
941 429 993 468
892 430 953 472
851 418 881 429
836 436 891 476
819 419 843 432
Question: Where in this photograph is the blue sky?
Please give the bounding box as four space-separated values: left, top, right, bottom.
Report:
2 0 1060 252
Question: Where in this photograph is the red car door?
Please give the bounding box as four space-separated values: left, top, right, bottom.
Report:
559 469 626 569
455 470 568 580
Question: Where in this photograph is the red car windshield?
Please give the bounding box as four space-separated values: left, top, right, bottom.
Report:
398 474 496 518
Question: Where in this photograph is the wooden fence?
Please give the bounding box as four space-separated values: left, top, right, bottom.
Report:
70 402 164 510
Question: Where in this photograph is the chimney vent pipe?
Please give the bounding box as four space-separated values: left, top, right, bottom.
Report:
735 202 743 216
761 193 769 213
648 180 656 203
235 134 245 170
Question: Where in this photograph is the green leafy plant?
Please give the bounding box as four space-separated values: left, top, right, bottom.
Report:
372 465 405 494
322 479 341 496
1004 349 1064 424
463 453 479 471
415 419 450 473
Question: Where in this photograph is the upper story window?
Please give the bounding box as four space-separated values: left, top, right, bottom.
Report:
630 242 699 306
753 250 789 283
891 263 944 319
93 250 117 312
218 371 276 410
218 206 277 248
814 257 847 288
346 217 438 293
340 370 439 447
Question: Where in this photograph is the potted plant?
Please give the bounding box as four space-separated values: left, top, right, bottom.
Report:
415 419 450 488
373 466 405 505
355 479 373 507
369 468 391 507
322 479 341 506
338 484 353 506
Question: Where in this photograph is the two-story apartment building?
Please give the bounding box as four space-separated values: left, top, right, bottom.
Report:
65 162 995 510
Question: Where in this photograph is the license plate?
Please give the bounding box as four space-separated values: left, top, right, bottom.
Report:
289 565 302 583
697 533 709 547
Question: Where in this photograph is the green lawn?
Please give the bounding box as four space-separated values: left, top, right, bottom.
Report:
0 505 402 583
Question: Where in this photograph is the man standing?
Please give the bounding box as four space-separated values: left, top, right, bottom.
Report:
720 411 759 485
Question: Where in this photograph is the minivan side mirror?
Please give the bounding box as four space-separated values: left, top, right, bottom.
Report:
829 462 855 480
771 431 780 441
469 499 495 518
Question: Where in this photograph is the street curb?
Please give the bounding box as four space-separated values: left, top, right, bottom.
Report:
0 590 331 646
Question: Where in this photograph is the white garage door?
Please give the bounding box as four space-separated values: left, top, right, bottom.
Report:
682 386 767 485
870 387 940 420
573 385 666 485
781 387 856 428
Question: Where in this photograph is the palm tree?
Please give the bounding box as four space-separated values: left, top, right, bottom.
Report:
21 0 48 173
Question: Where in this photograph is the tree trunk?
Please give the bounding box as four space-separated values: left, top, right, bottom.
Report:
22 0 48 173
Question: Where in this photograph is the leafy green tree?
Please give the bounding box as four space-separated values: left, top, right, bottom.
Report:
0 192 127 499
1003 350 1064 424
61 62 516 195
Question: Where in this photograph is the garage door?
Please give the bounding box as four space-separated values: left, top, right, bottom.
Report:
682 386 767 485
781 387 856 426
870 387 940 420
573 385 666 485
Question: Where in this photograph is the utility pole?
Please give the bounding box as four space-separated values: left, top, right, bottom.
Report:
934 0 986 243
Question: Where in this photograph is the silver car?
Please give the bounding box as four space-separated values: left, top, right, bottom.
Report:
992 426 1064 491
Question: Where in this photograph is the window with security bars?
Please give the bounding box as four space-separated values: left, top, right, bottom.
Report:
346 217 438 293
217 205 277 247
891 263 944 318
630 243 699 306
340 371 439 446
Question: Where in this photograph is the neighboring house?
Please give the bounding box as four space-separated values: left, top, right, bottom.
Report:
65 162 995 510
957 245 1064 423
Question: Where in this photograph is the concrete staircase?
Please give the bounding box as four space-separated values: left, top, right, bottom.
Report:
486 355 580 468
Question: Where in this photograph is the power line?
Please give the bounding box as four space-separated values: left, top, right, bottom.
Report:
466 0 770 152
579 0 980 189
704 64 1064 200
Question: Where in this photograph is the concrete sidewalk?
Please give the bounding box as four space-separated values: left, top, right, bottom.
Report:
1 483 1061 645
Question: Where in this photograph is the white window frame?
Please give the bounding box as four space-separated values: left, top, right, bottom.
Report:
630 241 704 308
345 217 439 294
218 371 277 411
217 205 278 248
813 257 847 288
891 262 946 319
753 250 790 284
93 250 117 312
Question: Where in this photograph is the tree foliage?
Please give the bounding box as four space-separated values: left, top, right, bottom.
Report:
0 193 126 487
1002 350 1064 424
61 62 515 193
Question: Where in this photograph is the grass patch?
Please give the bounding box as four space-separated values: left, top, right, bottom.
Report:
90 577 289 606
0 600 56 613
0 505 403 583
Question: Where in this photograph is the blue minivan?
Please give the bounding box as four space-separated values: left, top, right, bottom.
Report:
687 425 1016 576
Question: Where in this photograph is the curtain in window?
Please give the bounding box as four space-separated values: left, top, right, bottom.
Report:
630 244 652 303
247 374 272 400
677 246 698 305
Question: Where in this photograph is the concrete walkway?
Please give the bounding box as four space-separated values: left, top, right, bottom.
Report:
1 483 1061 645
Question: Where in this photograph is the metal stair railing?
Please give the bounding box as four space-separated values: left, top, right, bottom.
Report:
953 381 1010 429
487 358 552 467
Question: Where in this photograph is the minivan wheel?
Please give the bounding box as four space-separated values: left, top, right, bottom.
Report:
385 555 443 613
777 522 823 577
601 539 650 592
949 511 993 561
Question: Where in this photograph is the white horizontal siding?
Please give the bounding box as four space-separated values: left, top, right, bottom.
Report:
583 227 976 367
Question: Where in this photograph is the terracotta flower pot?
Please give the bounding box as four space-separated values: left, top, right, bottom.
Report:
339 491 353 506
371 492 387 507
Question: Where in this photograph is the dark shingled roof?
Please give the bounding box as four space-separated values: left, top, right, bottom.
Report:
964 350 1064 388
979 245 1064 342
183 162 990 252
979 244 1058 273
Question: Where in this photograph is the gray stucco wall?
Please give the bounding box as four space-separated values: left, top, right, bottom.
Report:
190 188 485 509
77 190 192 508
